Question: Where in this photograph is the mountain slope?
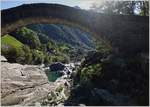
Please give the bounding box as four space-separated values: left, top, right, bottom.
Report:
1 34 23 49
27 24 95 50
2 24 96 64
1 34 24 62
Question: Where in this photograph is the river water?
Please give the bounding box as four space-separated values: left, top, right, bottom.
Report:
45 62 81 82
45 71 62 82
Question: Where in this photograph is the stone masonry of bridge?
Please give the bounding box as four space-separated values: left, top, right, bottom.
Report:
1 3 149 54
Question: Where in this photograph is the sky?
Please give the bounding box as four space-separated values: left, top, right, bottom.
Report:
1 0 103 10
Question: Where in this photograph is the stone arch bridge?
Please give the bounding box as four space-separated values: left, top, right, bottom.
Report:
1 3 149 54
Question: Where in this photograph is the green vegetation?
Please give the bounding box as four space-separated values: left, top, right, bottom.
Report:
2 25 91 64
77 40 112 84
31 49 45 64
22 45 33 64
1 34 24 62
14 27 41 49
56 85 64 93
73 38 149 105
90 1 149 16
80 63 103 82
96 40 112 55
1 34 23 48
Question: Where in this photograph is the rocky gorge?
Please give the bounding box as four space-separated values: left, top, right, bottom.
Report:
1 23 97 106
1 49 149 106
1 2 149 106
1 25 148 106
1 56 75 106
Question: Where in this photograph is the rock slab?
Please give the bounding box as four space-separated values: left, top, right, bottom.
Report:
1 60 52 106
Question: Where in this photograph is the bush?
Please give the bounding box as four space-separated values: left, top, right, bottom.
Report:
44 54 52 64
22 45 33 64
96 40 112 55
1 44 18 62
58 43 71 54
15 27 41 49
79 63 103 83
31 49 45 64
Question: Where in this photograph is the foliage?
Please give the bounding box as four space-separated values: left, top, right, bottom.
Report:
90 1 149 16
1 23 96 65
95 40 112 55
31 49 45 64
1 34 71 64
56 86 64 93
77 40 111 83
50 55 69 64
58 43 71 54
1 34 24 63
15 27 41 49
138 1 149 16
22 45 33 64
79 63 103 82
2 44 18 62
27 24 95 49
44 54 51 64
1 34 23 49
75 48 149 105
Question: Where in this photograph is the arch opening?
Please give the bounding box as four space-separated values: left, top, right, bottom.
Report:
2 17 100 39
2 22 111 82
2 22 101 64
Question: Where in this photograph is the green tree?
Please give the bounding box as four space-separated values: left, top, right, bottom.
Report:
22 45 33 64
44 54 51 64
90 1 149 16
15 27 41 49
138 1 149 16
31 50 44 64
1 45 18 62
15 49 25 64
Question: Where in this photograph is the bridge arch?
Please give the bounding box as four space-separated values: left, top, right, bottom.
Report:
1 4 100 37
1 3 148 53
2 17 99 40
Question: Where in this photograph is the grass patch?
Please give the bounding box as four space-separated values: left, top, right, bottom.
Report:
1 34 24 63
1 34 23 49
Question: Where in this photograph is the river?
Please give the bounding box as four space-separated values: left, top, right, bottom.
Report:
44 62 81 82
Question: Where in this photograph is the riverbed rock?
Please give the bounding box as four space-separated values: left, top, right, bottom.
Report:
1 60 54 106
1 56 7 62
41 77 72 106
1 57 72 106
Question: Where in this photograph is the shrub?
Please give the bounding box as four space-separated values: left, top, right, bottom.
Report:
96 40 112 55
44 54 51 64
31 50 45 64
22 45 33 64
1 44 18 62
15 27 41 49
79 63 103 83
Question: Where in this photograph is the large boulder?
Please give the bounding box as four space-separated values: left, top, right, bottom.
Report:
1 60 72 106
1 62 52 106
40 76 72 106
49 62 65 71
1 56 7 62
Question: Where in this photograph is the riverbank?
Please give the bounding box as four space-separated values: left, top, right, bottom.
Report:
1 56 76 106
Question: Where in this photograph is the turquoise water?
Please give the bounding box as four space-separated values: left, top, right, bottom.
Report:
46 71 62 82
